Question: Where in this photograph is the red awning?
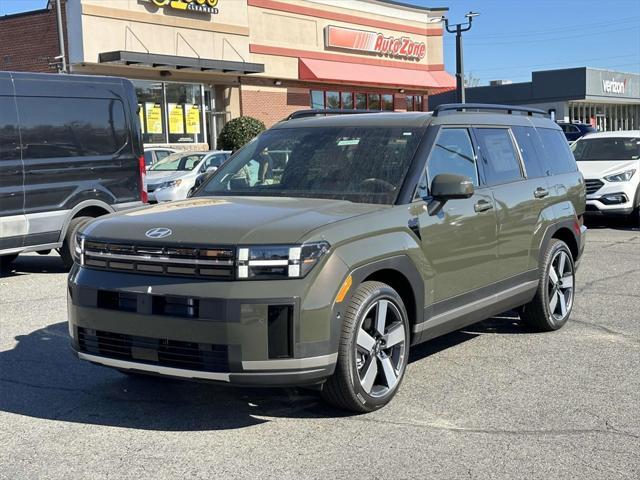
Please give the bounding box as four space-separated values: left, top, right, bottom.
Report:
299 58 455 91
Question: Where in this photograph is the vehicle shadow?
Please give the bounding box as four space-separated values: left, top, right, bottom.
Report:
585 216 639 231
0 253 67 278
0 316 524 430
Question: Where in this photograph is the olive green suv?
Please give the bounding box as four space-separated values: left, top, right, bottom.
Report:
68 104 587 412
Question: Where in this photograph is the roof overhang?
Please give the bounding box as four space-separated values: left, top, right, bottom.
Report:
98 51 265 75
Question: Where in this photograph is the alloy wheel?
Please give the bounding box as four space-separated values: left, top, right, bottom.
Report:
548 250 574 321
354 298 407 398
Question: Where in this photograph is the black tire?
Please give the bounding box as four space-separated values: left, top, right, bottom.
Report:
520 239 575 332
321 281 410 413
0 253 18 274
59 216 92 270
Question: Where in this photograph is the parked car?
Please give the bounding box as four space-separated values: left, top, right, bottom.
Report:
146 150 231 202
143 147 177 167
572 130 640 223
68 104 586 412
0 71 145 272
557 122 597 142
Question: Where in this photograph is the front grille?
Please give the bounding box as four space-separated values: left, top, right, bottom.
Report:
77 327 229 373
83 240 235 279
585 179 604 195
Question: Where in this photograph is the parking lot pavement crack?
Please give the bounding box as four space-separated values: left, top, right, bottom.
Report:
570 319 640 345
350 417 640 440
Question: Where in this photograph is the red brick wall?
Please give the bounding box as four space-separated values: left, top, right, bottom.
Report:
241 87 310 127
0 3 67 73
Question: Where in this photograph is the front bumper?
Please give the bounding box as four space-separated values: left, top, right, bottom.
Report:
67 266 339 386
585 179 639 216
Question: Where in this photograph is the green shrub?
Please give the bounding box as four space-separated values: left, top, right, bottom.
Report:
217 116 266 152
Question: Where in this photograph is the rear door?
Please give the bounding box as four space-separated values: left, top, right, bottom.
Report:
417 127 499 304
0 75 26 252
474 127 545 281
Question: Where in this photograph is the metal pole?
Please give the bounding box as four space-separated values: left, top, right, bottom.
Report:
456 25 465 104
55 0 67 73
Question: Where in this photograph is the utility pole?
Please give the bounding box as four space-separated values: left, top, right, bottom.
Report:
443 12 480 103
55 0 67 73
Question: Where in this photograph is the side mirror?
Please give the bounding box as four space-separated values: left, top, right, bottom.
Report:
206 166 218 172
425 173 474 216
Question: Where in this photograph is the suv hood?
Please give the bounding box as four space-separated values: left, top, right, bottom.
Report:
83 197 386 245
577 160 639 179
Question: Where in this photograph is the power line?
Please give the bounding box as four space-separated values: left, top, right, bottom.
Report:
467 54 640 73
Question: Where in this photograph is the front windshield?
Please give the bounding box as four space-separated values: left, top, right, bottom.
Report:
149 152 206 171
197 126 424 204
572 137 640 161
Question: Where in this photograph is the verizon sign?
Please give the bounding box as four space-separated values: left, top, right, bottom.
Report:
325 25 426 61
602 78 628 95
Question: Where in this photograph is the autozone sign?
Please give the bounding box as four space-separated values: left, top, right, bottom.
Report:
325 25 426 61
602 78 627 95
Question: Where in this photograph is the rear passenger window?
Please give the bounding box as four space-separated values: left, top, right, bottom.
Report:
427 128 478 186
511 126 549 178
17 97 129 159
537 128 577 174
0 97 21 160
475 128 523 185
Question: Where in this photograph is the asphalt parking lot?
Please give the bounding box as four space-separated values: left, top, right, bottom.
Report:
0 220 638 480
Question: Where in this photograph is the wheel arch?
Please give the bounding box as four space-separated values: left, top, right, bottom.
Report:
57 200 115 243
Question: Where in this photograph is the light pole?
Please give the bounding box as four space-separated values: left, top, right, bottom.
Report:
441 11 480 103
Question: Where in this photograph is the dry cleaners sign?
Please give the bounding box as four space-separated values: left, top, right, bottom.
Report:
151 0 219 14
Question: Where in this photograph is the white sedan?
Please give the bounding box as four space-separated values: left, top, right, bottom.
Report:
146 150 231 202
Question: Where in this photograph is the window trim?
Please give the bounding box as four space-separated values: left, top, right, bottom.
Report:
309 88 396 111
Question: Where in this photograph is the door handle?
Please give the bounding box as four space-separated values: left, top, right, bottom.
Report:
534 187 549 199
474 200 493 213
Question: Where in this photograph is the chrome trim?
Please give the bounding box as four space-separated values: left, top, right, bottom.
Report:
242 353 338 371
413 280 539 333
78 352 231 381
84 250 234 266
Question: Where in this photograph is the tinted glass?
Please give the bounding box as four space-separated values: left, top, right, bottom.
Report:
427 128 478 186
203 153 228 169
382 94 394 111
537 128 577 173
406 95 414 111
511 126 549 178
17 97 128 159
310 90 324 109
368 94 380 110
341 92 353 109
414 95 423 111
0 97 20 160
572 136 640 161
143 151 154 166
355 93 367 109
475 128 523 185
134 80 165 144
155 150 173 161
199 126 424 204
326 91 340 109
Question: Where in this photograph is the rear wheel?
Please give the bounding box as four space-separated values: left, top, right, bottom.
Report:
520 239 575 331
321 281 410 413
59 216 92 270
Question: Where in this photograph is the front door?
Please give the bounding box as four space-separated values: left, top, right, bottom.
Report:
417 127 499 306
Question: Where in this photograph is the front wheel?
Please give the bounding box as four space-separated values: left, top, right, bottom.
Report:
321 281 410 413
59 216 92 270
520 239 575 331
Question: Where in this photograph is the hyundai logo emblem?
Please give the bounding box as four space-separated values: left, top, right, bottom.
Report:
145 227 173 239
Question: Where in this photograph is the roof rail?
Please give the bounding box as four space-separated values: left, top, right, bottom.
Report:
285 109 386 120
432 103 547 117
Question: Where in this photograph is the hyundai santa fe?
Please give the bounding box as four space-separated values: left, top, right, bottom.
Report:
67 104 587 412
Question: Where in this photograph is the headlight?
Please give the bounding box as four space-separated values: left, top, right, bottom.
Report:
74 234 85 266
237 241 330 279
604 169 635 182
158 179 183 189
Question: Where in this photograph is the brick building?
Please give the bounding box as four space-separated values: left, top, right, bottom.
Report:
1 0 455 149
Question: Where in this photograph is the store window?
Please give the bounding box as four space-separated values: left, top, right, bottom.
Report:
406 95 424 112
133 80 205 145
310 90 397 111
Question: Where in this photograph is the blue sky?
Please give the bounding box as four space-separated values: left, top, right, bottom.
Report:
2 0 639 85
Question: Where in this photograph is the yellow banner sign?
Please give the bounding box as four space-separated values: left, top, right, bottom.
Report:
151 0 219 14
168 103 185 134
186 104 201 135
145 102 163 135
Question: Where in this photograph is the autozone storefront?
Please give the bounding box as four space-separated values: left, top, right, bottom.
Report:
241 0 455 126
